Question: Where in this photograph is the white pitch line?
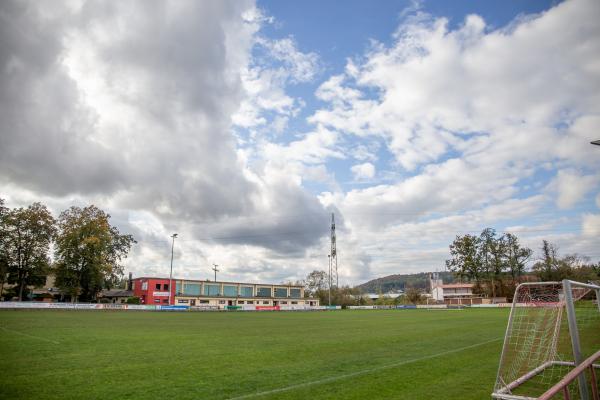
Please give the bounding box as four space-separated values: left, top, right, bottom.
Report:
0 326 60 344
227 337 502 400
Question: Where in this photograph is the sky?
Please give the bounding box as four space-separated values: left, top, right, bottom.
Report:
1 0 599 286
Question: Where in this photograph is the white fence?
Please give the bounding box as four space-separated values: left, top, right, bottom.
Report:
0 302 340 312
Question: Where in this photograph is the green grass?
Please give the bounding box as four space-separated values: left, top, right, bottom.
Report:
0 309 509 400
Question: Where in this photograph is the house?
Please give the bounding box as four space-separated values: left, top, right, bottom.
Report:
431 283 476 304
98 289 134 303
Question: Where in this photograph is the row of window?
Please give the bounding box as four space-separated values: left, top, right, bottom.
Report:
174 283 302 298
175 299 301 305
140 282 169 291
140 282 302 298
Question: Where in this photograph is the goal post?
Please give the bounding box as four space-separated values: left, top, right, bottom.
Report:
492 280 600 400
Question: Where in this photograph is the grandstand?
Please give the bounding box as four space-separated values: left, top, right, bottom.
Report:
131 277 319 308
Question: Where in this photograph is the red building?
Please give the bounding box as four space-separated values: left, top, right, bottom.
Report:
132 277 175 305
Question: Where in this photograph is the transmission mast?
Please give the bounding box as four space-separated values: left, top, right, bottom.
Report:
330 213 338 288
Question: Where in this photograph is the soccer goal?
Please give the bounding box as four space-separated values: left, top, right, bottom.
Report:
492 280 600 400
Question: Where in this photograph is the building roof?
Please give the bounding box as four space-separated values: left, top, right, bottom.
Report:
438 283 474 289
100 289 133 297
131 277 303 289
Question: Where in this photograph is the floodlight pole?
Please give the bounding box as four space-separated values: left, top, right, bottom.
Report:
169 233 178 305
328 254 331 306
563 279 589 400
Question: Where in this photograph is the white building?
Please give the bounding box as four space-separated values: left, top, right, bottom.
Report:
431 283 475 303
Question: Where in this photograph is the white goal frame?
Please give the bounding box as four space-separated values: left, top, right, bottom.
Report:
492 280 600 400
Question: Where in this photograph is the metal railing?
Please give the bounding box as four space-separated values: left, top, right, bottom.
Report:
538 350 600 400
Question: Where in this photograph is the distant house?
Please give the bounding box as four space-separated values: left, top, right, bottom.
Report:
98 289 133 304
431 283 475 303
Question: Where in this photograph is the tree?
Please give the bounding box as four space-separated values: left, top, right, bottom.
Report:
532 240 559 281
305 270 328 296
445 234 481 282
405 287 424 305
126 296 140 305
505 233 532 282
54 205 136 302
1 202 56 300
0 198 9 299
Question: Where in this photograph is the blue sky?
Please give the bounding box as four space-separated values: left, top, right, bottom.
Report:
1 0 599 285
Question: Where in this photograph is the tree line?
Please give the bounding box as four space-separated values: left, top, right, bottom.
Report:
445 227 599 298
0 198 135 302
302 270 427 306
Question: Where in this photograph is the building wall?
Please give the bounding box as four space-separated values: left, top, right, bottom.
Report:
174 296 317 307
132 278 174 305
432 287 444 301
132 277 317 306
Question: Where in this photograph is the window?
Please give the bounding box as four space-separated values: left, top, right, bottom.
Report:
183 283 201 296
162 299 168 303
240 286 253 297
218 300 226 304
163 284 169 291
155 283 161 290
142 282 148 290
154 299 160 303
238 301 245 304
199 300 209 304
204 284 220 296
281 301 287 305
178 299 189 304
263 301 269 305
290 288 301 298
256 287 271 297
246 301 253 304
223 285 237 297
274 288 288 297
291 301 298 305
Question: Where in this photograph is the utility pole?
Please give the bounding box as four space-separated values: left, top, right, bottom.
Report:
330 213 338 288
328 254 331 306
212 264 219 282
169 233 178 305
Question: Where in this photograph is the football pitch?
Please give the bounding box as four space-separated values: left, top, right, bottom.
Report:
0 309 509 399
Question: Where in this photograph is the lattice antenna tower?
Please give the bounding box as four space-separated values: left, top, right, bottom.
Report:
330 213 338 288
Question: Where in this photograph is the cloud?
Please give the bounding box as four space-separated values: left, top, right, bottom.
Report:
2 0 599 285
581 213 600 237
309 0 600 279
311 0 600 226
232 32 320 131
550 169 598 209
351 162 376 180
0 0 332 260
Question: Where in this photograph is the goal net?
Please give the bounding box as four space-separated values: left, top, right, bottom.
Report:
492 280 600 399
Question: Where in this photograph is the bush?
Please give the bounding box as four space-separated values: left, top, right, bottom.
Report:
99 298 111 304
126 296 140 304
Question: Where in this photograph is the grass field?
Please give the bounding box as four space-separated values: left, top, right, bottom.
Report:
0 309 509 400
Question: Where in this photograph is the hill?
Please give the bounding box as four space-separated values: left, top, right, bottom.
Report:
355 271 456 293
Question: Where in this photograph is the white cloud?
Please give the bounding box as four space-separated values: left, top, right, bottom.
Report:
351 162 376 180
2 0 599 286
232 33 320 131
550 169 598 209
582 213 600 237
